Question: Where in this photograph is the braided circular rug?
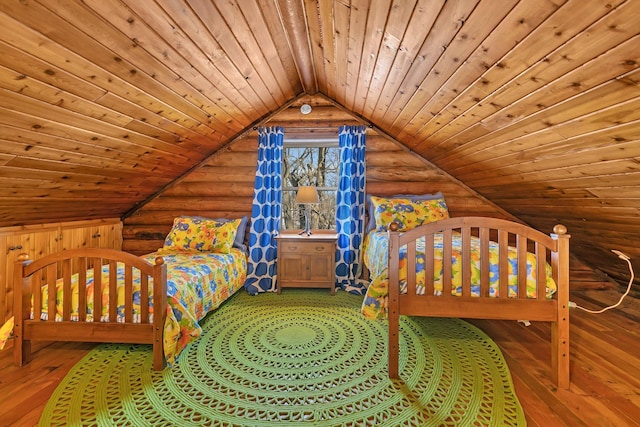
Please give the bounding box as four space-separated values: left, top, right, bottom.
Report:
40 289 525 426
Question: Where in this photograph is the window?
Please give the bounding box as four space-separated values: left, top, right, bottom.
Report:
282 136 340 231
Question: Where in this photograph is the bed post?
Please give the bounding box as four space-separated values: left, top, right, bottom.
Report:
152 256 167 371
13 254 32 367
388 224 400 379
551 225 570 389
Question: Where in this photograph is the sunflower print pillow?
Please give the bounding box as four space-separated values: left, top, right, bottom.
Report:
370 196 450 232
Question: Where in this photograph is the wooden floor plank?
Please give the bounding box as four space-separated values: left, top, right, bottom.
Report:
0 288 639 426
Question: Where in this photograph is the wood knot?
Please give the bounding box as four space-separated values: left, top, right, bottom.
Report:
553 224 567 235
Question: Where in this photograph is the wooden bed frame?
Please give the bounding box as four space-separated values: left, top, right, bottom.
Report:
386 217 571 389
13 247 168 371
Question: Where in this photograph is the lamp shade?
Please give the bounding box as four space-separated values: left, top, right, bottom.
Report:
296 186 319 204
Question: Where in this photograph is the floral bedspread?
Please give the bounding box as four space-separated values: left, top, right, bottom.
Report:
361 231 556 320
2 249 247 365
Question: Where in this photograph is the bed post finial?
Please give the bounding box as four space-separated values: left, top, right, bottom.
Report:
155 256 165 265
17 253 30 262
553 224 567 235
389 222 399 232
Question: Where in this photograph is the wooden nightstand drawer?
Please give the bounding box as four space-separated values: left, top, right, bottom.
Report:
276 232 337 295
279 241 334 254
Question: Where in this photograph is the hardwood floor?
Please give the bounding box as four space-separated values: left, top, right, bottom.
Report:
1 288 639 426
469 287 640 427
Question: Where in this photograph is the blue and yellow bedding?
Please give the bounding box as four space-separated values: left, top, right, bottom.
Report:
28 249 246 365
0 215 250 359
361 231 556 320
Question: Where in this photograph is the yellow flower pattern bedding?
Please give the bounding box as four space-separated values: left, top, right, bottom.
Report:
361 231 557 320
29 249 247 365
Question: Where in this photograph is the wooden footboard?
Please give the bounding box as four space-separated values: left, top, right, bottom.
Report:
387 217 570 389
13 247 167 370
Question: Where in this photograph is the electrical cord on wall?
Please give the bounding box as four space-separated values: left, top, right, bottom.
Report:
568 250 634 314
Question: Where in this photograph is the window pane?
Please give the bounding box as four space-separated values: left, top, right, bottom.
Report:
282 143 339 231
282 146 339 188
282 190 336 230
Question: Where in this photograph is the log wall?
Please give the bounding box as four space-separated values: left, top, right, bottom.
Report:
123 95 512 255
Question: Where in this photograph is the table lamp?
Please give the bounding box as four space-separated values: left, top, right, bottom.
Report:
296 186 319 236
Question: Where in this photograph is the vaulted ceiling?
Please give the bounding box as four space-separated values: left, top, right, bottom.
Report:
0 0 638 285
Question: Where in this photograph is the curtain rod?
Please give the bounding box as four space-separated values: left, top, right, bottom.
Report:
252 126 340 131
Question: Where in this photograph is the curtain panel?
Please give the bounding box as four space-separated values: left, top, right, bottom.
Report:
335 125 367 294
244 126 284 295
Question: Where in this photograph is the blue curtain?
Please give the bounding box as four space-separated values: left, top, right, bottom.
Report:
244 126 283 295
335 125 367 294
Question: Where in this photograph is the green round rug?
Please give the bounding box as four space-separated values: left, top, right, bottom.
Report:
40 289 525 426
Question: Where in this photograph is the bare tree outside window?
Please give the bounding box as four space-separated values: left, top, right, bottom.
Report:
282 138 339 231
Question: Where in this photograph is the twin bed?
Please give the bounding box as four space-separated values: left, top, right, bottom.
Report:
361 194 570 388
7 195 571 389
9 215 248 370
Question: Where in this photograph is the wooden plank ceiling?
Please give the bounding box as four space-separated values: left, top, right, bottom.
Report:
0 0 638 285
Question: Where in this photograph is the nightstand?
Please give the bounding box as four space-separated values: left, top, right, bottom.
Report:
276 231 337 295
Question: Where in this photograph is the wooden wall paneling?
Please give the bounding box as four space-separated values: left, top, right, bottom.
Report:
133 0 261 120
87 221 123 269
141 197 252 214
0 39 105 99
0 234 7 325
183 166 257 184
0 219 122 325
0 65 128 125
467 34 640 140
0 135 147 176
0 232 36 325
269 0 316 94
404 0 578 145
274 105 356 123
